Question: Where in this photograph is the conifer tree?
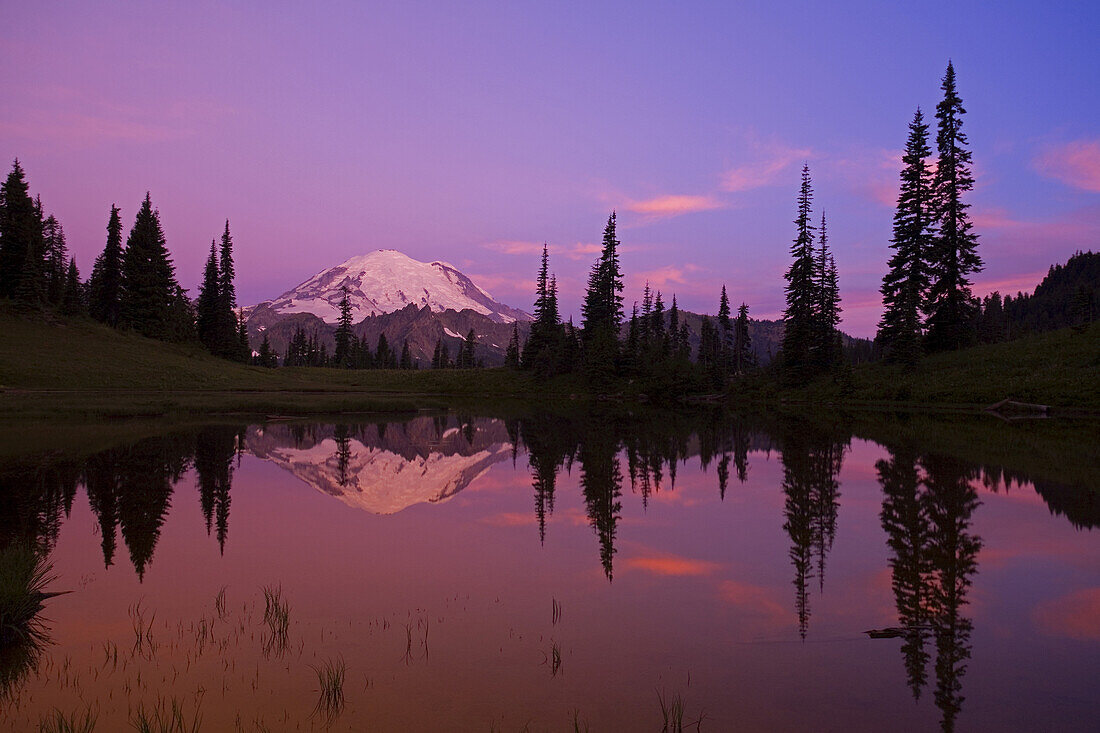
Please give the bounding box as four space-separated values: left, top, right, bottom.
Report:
782 165 818 382
257 333 276 367
197 240 220 350
718 285 733 378
237 309 250 359
333 286 353 367
581 212 624 381
88 205 124 325
813 211 842 369
926 62 981 352
119 193 178 339
61 258 84 315
524 244 563 373
459 329 478 368
215 220 243 359
505 323 521 369
400 339 413 369
375 332 392 368
878 108 935 364
0 160 43 299
734 303 753 373
42 215 67 305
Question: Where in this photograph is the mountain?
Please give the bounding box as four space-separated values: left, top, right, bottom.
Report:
248 249 530 324
245 417 513 514
245 250 532 365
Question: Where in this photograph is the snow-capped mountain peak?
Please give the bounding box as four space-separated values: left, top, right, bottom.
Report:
252 249 530 323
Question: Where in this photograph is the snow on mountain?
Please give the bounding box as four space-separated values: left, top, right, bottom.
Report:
251 249 530 324
244 419 513 515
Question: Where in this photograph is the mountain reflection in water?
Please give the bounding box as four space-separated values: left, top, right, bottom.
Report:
0 409 1096 731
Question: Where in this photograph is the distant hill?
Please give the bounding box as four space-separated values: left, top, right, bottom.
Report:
980 250 1099 341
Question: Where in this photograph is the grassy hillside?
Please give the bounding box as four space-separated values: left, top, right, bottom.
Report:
3 306 1097 417
788 322 1100 410
0 308 583 418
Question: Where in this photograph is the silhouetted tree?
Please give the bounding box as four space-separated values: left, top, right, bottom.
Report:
88 205 124 326
926 62 981 353
878 108 935 363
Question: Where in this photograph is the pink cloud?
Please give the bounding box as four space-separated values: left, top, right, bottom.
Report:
481 240 546 256
625 194 725 220
1035 140 1100 192
621 551 722 577
1034 588 1100 640
718 580 788 621
480 240 607 262
721 142 812 192
629 264 702 291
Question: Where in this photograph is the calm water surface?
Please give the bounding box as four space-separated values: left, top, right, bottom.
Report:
1 411 1097 731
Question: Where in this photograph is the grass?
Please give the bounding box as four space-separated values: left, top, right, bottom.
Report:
0 544 56 648
0 307 585 418
260 585 290 658
309 657 346 727
37 707 99 733
129 697 201 733
787 322 1100 411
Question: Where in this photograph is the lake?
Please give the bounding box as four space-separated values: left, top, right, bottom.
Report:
1 409 1097 731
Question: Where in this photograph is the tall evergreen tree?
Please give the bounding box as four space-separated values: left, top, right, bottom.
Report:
119 193 178 339
734 302 753 373
42 215 67 304
196 240 220 350
581 212 625 382
718 285 733 371
0 160 43 299
782 165 818 382
215 220 243 359
878 108 935 364
524 244 563 373
88 205 124 325
813 211 842 369
333 286 353 367
400 339 413 369
505 322 521 369
61 258 84 315
926 62 981 352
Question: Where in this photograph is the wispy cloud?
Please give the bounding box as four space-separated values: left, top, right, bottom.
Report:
629 264 702 291
625 194 725 221
1034 588 1100 641
621 551 722 577
721 141 813 192
480 240 609 261
1035 139 1100 192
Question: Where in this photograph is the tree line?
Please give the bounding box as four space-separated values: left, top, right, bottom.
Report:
0 166 252 361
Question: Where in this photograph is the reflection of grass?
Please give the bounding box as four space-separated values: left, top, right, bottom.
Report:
129 697 201 733
310 657 346 728
1 543 56 700
0 544 55 647
214 586 227 620
37 706 98 733
261 585 290 658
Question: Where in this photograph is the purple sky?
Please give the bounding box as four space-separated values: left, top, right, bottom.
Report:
2 1 1098 335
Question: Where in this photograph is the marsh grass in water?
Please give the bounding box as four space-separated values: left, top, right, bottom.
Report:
260 585 290 658
37 706 98 733
309 657 346 728
129 697 202 733
0 544 57 648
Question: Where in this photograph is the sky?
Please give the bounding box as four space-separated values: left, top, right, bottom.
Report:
2 0 1098 336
